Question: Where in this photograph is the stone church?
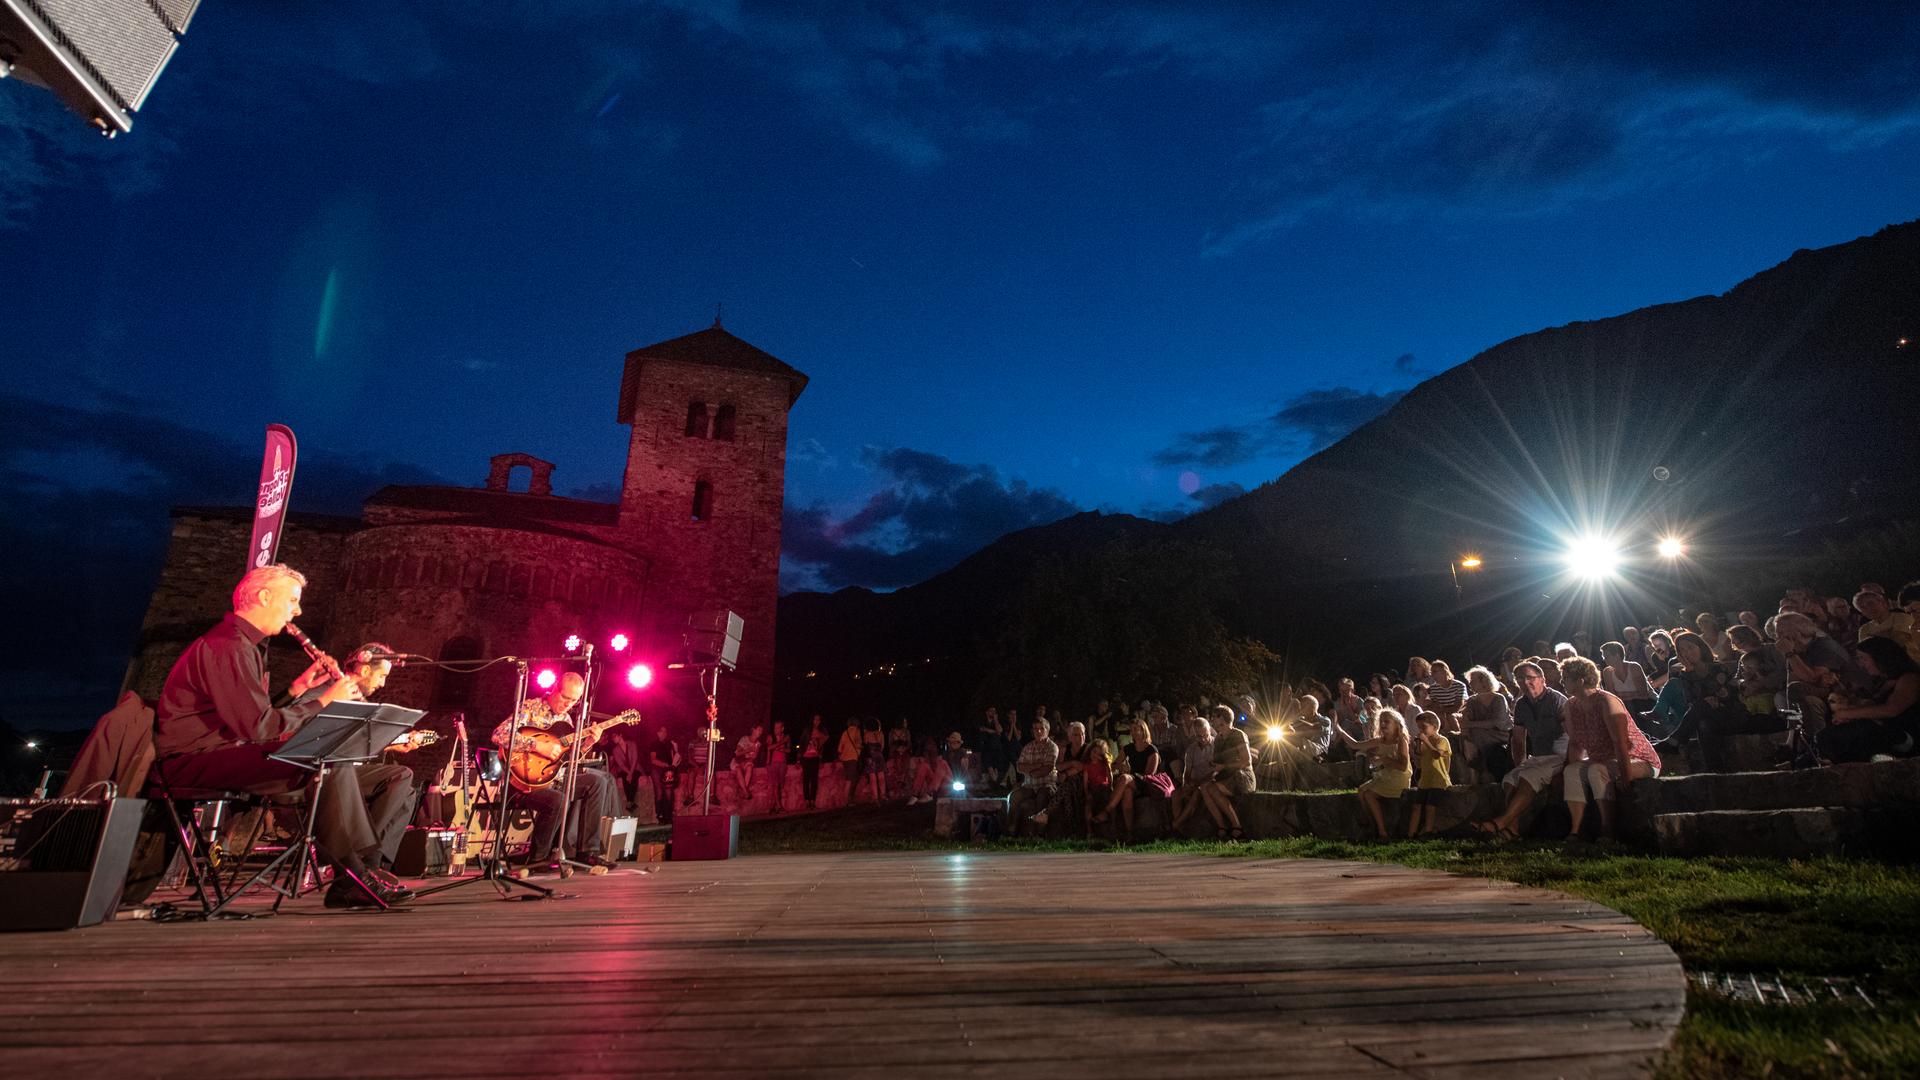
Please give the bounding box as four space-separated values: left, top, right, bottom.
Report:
125 323 807 740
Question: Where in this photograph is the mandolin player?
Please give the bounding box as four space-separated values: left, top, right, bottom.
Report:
491 672 619 871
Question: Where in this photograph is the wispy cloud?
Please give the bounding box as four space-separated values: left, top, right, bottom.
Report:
781 446 1079 591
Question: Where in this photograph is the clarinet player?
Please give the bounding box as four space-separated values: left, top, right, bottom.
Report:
151 564 416 909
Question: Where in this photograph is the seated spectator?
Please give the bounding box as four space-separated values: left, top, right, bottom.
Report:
1150 705 1184 772
730 723 763 807
1284 694 1333 760
907 736 951 805
976 708 1006 790
1497 646 1526 695
1169 711 1215 831
1900 582 1920 621
1406 711 1452 838
1651 631 1749 749
1553 642 1579 666
1331 678 1364 737
1738 610 1764 636
1572 630 1593 657
1426 661 1468 726
1083 739 1114 834
1196 705 1254 840
1460 666 1513 783
1823 596 1862 643
1474 660 1567 841
941 730 980 794
1367 674 1394 703
1600 641 1656 718
1644 631 1676 691
1005 716 1059 837
1816 637 1920 763
1727 624 1786 714
1776 612 1873 735
1095 718 1175 841
1337 707 1411 840
1696 613 1736 663
1560 657 1662 840
1406 656 1433 687
1031 721 1095 833
1854 589 1919 662
1387 683 1418 728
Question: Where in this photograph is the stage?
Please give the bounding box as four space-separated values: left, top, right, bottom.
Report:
0 852 1683 1078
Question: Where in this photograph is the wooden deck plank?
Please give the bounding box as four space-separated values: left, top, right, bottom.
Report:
0 852 1684 1078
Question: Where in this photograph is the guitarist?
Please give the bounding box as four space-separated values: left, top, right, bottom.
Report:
491 672 618 870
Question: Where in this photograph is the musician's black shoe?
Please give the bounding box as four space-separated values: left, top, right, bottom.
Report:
366 869 417 904
323 877 411 910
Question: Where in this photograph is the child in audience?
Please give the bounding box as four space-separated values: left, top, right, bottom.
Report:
1407 711 1452 837
1337 707 1411 840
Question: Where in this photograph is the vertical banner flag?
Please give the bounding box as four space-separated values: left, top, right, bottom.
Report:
247 424 298 572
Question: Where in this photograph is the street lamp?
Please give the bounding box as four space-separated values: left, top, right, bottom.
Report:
1450 554 1483 601
1657 536 1685 559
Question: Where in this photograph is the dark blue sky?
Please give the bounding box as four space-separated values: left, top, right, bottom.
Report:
5 2 1919 612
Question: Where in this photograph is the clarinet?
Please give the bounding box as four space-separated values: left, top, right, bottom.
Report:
284 621 347 682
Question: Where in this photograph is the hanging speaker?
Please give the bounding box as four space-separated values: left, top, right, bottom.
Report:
683 610 743 670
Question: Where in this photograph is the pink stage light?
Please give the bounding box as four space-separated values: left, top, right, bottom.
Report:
626 663 653 689
609 632 630 652
535 668 558 691
564 633 582 652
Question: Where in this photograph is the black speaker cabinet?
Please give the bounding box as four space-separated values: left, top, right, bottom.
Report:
0 797 146 931
684 610 744 670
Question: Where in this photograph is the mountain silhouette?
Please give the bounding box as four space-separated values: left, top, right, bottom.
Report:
777 221 1920 716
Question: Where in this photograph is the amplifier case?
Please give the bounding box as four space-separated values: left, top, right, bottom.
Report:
669 813 738 860
0 797 146 931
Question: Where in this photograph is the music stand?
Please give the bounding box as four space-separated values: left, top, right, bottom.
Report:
207 702 421 916
415 661 555 902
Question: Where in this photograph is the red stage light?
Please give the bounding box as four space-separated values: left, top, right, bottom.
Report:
535 668 558 690
626 663 653 689
609 633 630 652
564 633 582 652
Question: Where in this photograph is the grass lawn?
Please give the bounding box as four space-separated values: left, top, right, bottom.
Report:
739 804 1920 1079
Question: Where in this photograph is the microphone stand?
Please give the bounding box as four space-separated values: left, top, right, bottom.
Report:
415 659 553 901
550 645 599 879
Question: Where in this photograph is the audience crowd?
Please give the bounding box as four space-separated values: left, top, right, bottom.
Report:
628 580 1920 842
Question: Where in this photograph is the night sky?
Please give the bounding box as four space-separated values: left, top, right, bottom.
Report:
4 3 1919 721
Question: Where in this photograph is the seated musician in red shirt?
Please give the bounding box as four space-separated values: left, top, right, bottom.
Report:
151 564 415 909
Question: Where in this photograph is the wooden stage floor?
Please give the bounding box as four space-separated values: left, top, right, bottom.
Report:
0 852 1684 1079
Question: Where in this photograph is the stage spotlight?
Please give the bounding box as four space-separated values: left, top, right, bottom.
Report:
534 668 558 691
609 632 630 652
1562 535 1621 581
1265 724 1286 744
626 663 653 689
564 633 582 652
950 780 967 794
1657 537 1686 559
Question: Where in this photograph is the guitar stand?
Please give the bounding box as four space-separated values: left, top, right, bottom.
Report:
416 660 553 902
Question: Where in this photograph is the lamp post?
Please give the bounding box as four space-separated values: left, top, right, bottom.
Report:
1450 554 1482 603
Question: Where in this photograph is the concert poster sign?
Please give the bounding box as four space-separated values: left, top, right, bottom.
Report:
247 424 298 572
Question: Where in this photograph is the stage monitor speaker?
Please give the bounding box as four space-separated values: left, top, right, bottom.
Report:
0 797 146 931
684 609 744 670
669 813 737 860
0 0 200 135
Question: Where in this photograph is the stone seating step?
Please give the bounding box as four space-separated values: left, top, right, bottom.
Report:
1653 807 1866 858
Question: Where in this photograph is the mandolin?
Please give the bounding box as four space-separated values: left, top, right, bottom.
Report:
507 709 643 793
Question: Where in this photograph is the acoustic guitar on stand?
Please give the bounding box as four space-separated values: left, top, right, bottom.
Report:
507 710 643 793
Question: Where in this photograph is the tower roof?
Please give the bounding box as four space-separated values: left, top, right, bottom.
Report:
617 325 810 420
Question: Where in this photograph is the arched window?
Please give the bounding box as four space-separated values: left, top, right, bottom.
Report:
691 480 713 522
684 402 709 438
712 404 737 441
